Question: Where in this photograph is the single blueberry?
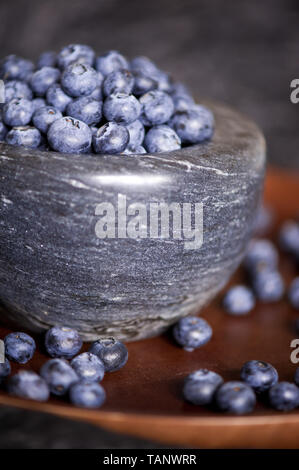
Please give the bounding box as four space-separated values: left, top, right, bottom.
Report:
37 51 57 69
140 90 174 125
215 381 256 414
172 94 195 112
48 116 92 154
144 125 181 153
61 63 98 98
7 370 49 402
0 357 11 382
71 352 105 383
170 106 214 144
3 97 33 126
32 106 62 134
155 70 173 93
244 239 279 273
0 55 34 81
57 44 95 69
183 369 223 405
103 92 141 124
289 277 299 309
252 268 285 302
126 119 145 147
96 51 128 76
0 120 8 141
240 360 278 393
40 358 79 396
6 126 41 148
93 122 129 155
103 69 134 96
4 332 36 364
46 84 73 112
4 79 33 102
223 285 255 315
89 337 128 372
133 72 158 96
32 97 46 112
66 96 102 126
30 66 60 96
69 381 106 408
130 56 159 77
268 382 299 411
45 326 82 359
279 220 299 255
173 316 212 352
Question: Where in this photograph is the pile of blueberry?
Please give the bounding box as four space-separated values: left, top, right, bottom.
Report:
0 327 128 408
0 45 214 155
183 361 299 414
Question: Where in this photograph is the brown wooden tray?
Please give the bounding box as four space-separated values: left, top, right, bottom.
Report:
1 167 299 449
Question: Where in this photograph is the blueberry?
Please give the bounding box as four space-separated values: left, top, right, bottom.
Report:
3 97 33 126
0 358 11 382
89 85 103 101
244 239 279 273
144 125 181 153
252 268 285 302
96 51 128 76
37 51 57 69
40 358 79 396
103 92 141 125
89 337 128 372
279 220 299 255
69 381 106 408
57 44 95 69
223 285 255 315
289 277 299 309
183 369 223 405
7 370 49 402
215 381 256 414
46 84 72 112
122 145 147 155
30 66 60 96
126 119 145 147
71 352 105 383
32 106 62 134
48 116 92 154
61 63 98 98
170 106 214 144
103 69 134 96
93 122 129 155
0 120 8 141
240 360 278 393
4 332 36 364
6 126 41 148
4 79 33 102
268 382 299 411
172 94 195 112
32 97 46 112
173 316 212 352
130 56 159 77
45 326 82 359
133 72 158 96
0 55 34 81
66 96 102 126
140 90 174 125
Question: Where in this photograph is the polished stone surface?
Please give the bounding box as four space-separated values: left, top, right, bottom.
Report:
0 102 265 340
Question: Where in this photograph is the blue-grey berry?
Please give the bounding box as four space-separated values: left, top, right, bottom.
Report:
45 326 82 359
6 126 41 148
48 116 92 154
144 125 181 153
71 352 105 383
93 122 129 154
40 358 79 396
173 316 212 352
7 370 49 402
89 337 128 372
4 332 36 364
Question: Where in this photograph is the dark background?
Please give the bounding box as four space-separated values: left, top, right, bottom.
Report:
0 0 298 449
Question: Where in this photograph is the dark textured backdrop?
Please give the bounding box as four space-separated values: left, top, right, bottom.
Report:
0 0 298 449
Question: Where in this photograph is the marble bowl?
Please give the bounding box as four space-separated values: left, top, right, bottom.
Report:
0 102 266 341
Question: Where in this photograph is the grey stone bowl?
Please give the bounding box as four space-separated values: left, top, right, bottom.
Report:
0 102 266 341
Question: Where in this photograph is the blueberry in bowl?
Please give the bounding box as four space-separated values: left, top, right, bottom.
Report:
0 45 266 341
